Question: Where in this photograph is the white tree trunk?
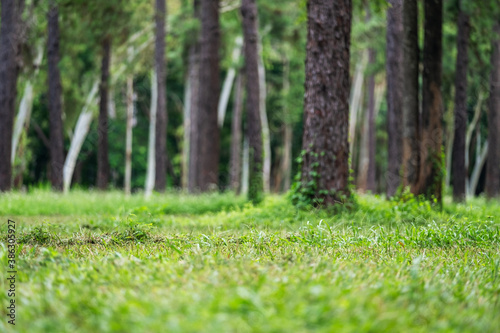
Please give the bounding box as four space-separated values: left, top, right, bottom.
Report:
218 36 242 128
257 38 271 193
145 70 158 198
468 140 488 197
241 135 249 195
63 81 99 193
124 74 134 196
11 44 44 165
349 51 368 156
465 91 484 192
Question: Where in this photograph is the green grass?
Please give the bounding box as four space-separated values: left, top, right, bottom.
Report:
1 190 499 332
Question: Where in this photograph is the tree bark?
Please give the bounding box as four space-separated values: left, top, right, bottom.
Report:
419 0 443 204
229 73 244 193
47 2 65 191
197 0 221 191
366 46 376 192
242 0 263 203
154 0 167 192
145 70 157 198
451 7 470 202
63 81 99 193
485 23 500 198
300 0 352 206
386 0 403 197
0 0 21 191
97 36 111 190
402 0 420 192
257 37 271 194
187 1 201 192
124 70 134 196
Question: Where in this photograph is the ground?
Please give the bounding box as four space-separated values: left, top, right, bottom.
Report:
0 190 499 332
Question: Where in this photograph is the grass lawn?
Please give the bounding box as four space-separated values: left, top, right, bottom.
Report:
1 190 499 332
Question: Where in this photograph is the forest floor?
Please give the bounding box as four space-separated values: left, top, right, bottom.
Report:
1 190 499 332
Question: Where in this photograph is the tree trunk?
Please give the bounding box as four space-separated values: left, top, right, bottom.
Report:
402 0 420 192
229 73 244 193
281 57 292 192
97 36 111 190
257 37 271 194
124 70 134 196
0 0 21 191
154 0 167 192
300 0 352 206
47 2 65 191
451 7 470 202
218 36 242 127
197 0 221 191
241 135 249 195
182 74 190 190
419 0 443 204
145 70 158 198
242 0 263 203
485 23 500 198
63 81 99 193
386 0 403 197
187 22 201 192
366 46 377 192
465 93 483 196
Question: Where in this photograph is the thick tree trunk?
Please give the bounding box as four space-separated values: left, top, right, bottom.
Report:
47 3 65 191
229 73 244 193
300 0 352 206
419 0 443 204
242 0 263 203
155 0 167 192
0 0 21 191
451 7 470 202
145 70 158 198
386 0 403 197
187 29 201 192
197 0 221 191
402 0 420 192
97 36 111 190
485 23 500 198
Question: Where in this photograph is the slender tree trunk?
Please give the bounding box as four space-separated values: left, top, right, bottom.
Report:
241 135 249 195
187 14 201 192
465 93 483 196
0 0 21 191
419 0 443 204
197 0 221 191
451 6 470 202
124 68 134 195
63 81 99 193
145 70 158 198
242 0 263 203
386 0 403 197
155 0 167 192
229 73 244 193
97 36 111 190
257 38 271 193
182 74 190 190
485 23 500 198
300 0 352 206
281 57 292 192
470 140 488 196
402 0 420 192
47 2 65 191
366 46 377 192
218 36 242 127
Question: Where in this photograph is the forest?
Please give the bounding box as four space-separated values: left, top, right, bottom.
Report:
0 0 500 332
